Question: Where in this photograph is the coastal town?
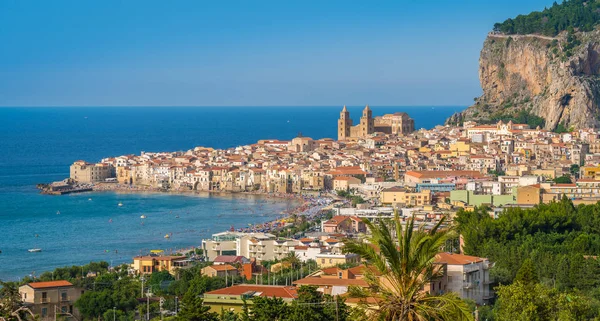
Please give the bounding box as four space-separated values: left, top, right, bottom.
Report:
15 105 600 320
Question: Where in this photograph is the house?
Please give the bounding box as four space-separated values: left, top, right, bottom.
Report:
203 284 298 313
333 176 361 192
213 255 250 265
132 255 190 275
321 216 366 234
19 280 82 321
435 253 494 305
293 266 370 295
201 264 239 278
315 253 360 268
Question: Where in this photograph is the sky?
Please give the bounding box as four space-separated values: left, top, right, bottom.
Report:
0 0 557 107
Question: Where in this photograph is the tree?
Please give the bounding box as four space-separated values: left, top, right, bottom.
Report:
553 175 573 184
495 282 594 320
177 294 217 321
515 258 539 285
284 286 349 321
0 281 27 321
250 296 288 321
342 214 472 320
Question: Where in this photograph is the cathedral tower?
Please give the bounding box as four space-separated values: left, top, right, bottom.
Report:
338 105 352 140
360 105 374 137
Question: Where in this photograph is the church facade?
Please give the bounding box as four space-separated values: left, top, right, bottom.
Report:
338 105 415 141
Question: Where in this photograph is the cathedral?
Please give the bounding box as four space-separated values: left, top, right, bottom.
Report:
338 105 415 141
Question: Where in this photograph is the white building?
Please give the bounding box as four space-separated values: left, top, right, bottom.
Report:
435 253 494 305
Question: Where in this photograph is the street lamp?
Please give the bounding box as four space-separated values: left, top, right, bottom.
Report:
113 307 116 321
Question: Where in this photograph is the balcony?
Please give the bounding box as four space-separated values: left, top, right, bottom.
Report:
61 296 70 302
462 282 473 289
40 297 51 303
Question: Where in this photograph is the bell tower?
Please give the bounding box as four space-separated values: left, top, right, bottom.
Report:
338 105 352 140
360 105 374 137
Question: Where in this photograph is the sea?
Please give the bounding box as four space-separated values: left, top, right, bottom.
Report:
0 106 461 280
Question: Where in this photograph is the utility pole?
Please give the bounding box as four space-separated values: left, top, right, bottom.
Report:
113 307 116 321
146 287 150 321
335 295 339 321
159 297 164 321
174 296 178 315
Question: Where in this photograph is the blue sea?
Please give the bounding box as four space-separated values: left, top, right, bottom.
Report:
0 106 460 280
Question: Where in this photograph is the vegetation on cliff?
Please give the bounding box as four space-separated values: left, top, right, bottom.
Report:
493 0 600 36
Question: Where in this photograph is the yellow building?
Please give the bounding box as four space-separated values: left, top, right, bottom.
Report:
19 280 82 320
70 160 114 183
201 264 239 278
338 105 374 141
132 255 189 275
380 187 432 207
203 285 297 313
581 166 600 180
315 253 360 268
516 185 541 205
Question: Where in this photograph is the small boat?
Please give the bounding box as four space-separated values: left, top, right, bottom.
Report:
175 215 180 218
28 248 42 253
164 234 170 239
56 210 60 215
118 202 123 207
88 198 92 201
140 215 147 219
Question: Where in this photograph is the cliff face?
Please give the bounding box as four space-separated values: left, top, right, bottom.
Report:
447 30 600 130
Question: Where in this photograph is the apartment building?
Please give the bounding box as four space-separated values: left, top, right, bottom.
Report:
19 280 82 321
435 253 494 305
70 160 115 183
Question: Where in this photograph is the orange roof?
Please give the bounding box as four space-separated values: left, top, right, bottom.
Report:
27 280 73 289
206 264 237 272
293 277 368 287
435 253 485 265
405 170 483 179
205 284 297 299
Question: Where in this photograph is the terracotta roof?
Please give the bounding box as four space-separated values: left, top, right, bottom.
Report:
206 264 237 272
205 284 297 299
293 277 368 287
435 253 485 265
27 280 73 289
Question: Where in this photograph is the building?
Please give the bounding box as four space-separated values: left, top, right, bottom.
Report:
337 106 414 141
321 216 366 234
332 176 361 191
201 264 239 278
69 160 115 183
338 105 374 141
435 253 494 305
203 284 298 313
19 280 82 321
315 253 360 268
293 266 370 296
202 232 299 262
132 255 190 275
374 112 415 135
380 187 432 207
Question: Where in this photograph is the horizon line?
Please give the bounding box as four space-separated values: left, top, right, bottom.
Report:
0 105 466 108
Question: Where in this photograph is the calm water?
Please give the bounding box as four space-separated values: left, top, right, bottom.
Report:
0 106 459 280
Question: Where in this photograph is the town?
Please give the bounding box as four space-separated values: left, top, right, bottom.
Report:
15 106 600 320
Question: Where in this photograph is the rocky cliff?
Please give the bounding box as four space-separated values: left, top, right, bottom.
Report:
446 30 600 130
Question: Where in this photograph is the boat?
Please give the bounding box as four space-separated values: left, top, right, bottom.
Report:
118 202 123 207
56 210 60 215
140 215 147 219
164 234 170 239
175 215 180 218
28 248 42 253
88 198 92 201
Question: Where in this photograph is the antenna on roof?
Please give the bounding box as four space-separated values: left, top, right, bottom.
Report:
298 132 303 138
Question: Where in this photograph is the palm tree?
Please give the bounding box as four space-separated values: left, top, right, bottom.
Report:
343 212 473 321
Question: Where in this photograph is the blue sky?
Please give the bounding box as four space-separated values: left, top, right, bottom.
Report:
0 0 555 106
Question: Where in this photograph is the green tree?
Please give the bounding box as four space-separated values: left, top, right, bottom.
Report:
553 175 573 184
343 214 472 320
515 258 539 285
177 294 217 321
0 281 30 321
495 282 594 320
250 296 288 321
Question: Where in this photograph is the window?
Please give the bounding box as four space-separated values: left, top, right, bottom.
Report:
41 308 47 317
61 306 68 313
61 292 68 301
